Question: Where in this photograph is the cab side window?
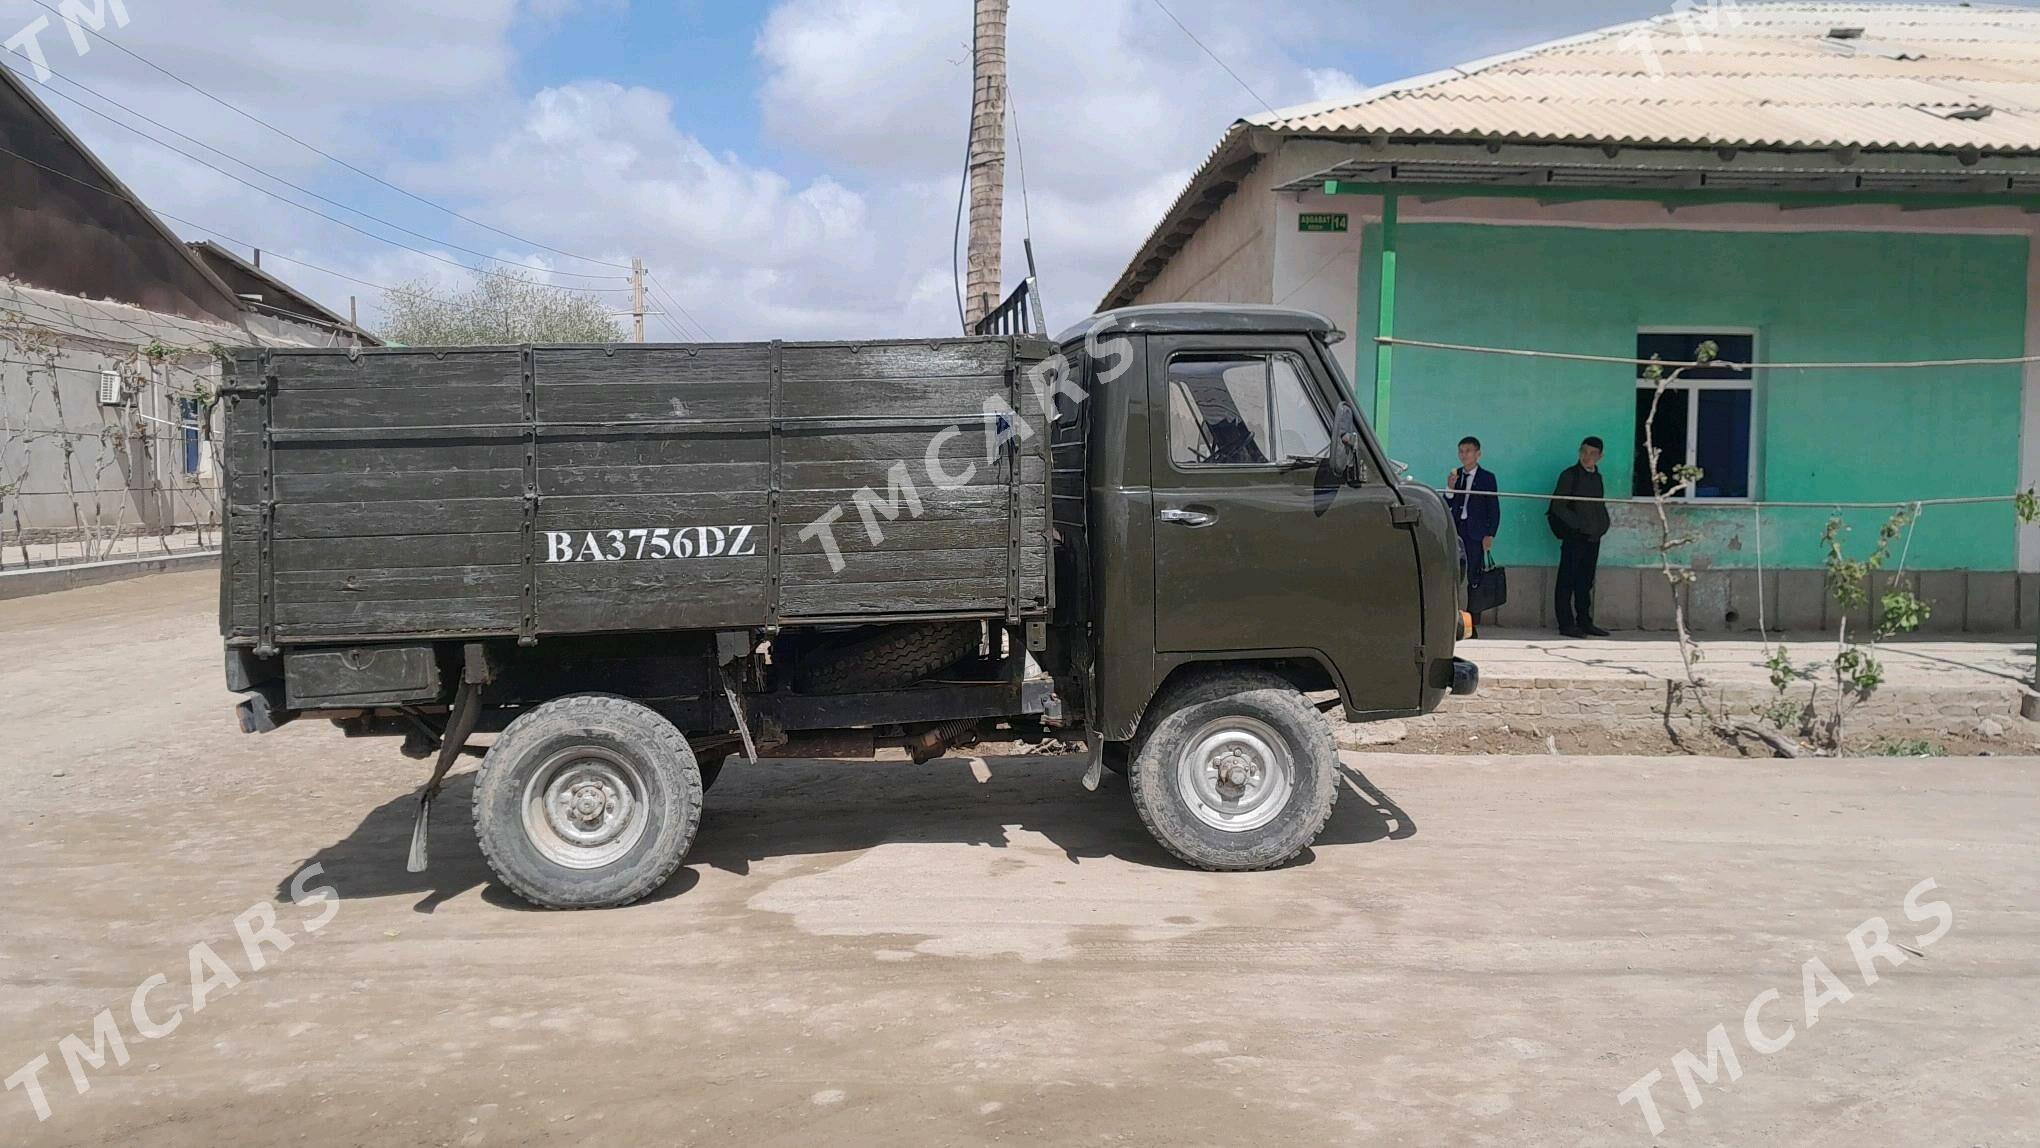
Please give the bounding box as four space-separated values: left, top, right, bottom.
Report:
1168 353 1330 467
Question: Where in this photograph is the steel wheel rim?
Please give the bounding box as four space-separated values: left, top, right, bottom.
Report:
522 746 650 869
1174 715 1295 833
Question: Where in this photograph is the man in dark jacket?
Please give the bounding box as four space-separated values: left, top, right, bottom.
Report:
1444 436 1499 635
1547 436 1610 638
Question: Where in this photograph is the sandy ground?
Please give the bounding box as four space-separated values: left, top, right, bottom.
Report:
2 571 2037 1146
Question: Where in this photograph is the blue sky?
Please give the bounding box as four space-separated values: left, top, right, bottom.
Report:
513 3 774 161
3 0 1678 338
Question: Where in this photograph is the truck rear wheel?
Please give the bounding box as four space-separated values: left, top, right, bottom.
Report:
1127 670 1340 871
472 694 702 909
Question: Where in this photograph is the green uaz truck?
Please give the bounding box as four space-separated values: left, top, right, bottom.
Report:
219 304 1475 908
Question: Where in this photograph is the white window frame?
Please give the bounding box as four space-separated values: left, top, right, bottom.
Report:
1634 326 1760 502
175 396 204 477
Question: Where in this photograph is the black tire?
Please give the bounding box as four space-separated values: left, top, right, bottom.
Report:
1127 670 1340 871
473 694 702 909
791 622 981 694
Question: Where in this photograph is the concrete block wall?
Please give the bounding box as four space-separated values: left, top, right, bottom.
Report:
1474 567 2039 635
1595 568 1642 629
1428 674 2025 738
1968 573 2018 633
1640 572 1684 631
1492 566 1549 628
1774 570 1824 631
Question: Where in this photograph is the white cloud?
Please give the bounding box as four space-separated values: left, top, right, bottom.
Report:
14 0 1670 341
1305 66 1369 103
750 0 1380 330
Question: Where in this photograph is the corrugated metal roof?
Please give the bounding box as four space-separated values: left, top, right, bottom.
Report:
1102 3 2040 309
1254 2 2040 151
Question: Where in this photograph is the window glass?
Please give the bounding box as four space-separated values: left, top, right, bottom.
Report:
1169 354 1329 466
1631 386 1688 496
178 397 202 476
1270 356 1331 459
1694 389 1752 499
1636 332 1753 380
1632 331 1755 499
1170 355 1270 465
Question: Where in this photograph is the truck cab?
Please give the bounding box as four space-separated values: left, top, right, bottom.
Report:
1050 304 1470 743
1026 304 1473 871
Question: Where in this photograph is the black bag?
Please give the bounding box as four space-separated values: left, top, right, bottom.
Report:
1547 470 1573 540
1467 556 1508 616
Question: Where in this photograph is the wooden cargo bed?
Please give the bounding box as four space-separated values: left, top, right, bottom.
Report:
221 338 1053 648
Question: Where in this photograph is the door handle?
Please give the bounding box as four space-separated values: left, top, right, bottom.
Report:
1159 508 1215 527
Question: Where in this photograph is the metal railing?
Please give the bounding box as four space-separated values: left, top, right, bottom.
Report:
972 239 1047 337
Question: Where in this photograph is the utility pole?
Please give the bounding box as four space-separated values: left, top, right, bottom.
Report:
631 257 647 343
963 0 1008 333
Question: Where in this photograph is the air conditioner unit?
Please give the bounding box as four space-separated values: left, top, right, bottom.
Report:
97 369 124 405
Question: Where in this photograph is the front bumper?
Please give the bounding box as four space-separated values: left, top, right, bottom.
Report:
1450 657 1480 696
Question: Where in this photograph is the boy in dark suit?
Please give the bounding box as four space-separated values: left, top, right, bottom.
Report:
1547 436 1611 638
1444 436 1499 636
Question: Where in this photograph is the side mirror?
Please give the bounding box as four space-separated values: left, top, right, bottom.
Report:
1329 402 1367 486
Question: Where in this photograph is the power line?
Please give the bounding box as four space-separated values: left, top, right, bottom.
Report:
951 60 974 332
1008 78 1043 324
1376 336 2040 371
18 73 630 288
1429 488 2020 510
239 296 368 338
4 424 195 441
0 138 438 309
19 0 634 274
1149 0 1275 114
645 273 712 341
949 3 983 334
163 213 460 306
1009 81 1034 250
640 276 686 339
0 353 219 392
648 278 706 341
651 309 689 342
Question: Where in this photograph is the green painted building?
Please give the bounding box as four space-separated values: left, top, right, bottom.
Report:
1104 2 2040 633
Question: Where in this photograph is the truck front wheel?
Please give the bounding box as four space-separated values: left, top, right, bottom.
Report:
472 694 702 909
1127 670 1340 871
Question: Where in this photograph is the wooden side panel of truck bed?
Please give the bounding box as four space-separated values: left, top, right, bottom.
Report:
221 340 1049 647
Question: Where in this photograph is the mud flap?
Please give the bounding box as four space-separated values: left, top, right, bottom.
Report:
406 645 492 873
1080 732 1105 792
721 667 759 764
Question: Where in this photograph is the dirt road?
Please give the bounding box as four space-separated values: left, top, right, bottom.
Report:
2 572 2036 1145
